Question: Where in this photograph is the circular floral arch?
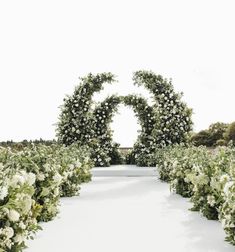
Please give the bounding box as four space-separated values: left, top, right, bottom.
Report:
56 71 193 166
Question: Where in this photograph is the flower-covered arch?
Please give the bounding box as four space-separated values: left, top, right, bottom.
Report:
91 94 156 166
57 71 193 167
56 73 116 146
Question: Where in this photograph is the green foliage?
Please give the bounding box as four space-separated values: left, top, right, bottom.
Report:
154 145 235 245
224 121 235 144
216 139 227 146
191 130 212 147
0 144 92 251
191 122 228 147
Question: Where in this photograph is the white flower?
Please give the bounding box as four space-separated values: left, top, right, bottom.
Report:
220 174 230 184
207 195 216 207
8 209 20 222
19 222 26 229
37 173 45 181
224 181 234 196
10 174 25 187
75 161 82 168
0 186 8 200
14 234 25 244
3 227 14 238
27 172 36 186
53 173 62 183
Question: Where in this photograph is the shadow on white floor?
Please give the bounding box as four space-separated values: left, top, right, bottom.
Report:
26 170 234 252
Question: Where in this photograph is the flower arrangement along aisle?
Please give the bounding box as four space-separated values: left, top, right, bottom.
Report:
57 71 193 166
153 145 235 246
0 144 92 251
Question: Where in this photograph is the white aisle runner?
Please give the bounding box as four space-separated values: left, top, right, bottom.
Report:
26 166 234 252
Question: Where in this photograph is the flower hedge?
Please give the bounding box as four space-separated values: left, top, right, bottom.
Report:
153 145 235 246
0 144 92 251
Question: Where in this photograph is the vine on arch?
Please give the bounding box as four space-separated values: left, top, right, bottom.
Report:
56 71 193 167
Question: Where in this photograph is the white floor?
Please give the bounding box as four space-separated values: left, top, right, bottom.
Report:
26 166 234 252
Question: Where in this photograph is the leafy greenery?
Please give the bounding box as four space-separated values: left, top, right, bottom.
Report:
154 145 235 245
191 122 229 147
0 144 92 251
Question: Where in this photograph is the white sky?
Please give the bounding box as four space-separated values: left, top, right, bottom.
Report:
0 0 235 146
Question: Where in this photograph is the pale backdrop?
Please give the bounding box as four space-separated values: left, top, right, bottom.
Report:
0 0 235 146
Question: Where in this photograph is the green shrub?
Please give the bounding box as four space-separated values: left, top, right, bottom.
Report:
215 139 227 146
191 122 228 147
155 145 235 245
224 122 235 144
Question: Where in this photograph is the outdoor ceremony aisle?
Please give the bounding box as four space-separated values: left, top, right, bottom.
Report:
26 166 233 252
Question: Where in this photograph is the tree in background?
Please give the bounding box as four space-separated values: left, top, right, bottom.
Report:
224 122 235 145
191 122 229 147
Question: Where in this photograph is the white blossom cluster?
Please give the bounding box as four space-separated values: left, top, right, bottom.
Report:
133 70 193 148
57 73 115 147
154 145 235 246
0 164 40 251
0 144 92 251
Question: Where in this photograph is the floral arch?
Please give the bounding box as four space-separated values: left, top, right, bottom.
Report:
56 71 193 166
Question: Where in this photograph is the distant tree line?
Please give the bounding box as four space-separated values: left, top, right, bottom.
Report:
190 122 235 147
0 139 57 150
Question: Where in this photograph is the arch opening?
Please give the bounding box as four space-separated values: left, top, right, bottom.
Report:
110 104 140 148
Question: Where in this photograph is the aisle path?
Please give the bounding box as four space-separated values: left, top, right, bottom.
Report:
27 166 234 252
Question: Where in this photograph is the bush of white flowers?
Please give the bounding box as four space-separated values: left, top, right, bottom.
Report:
154 145 235 246
0 161 41 251
10 146 63 222
218 148 235 245
0 144 93 251
53 144 92 197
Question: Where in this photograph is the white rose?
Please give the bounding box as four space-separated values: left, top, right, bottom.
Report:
0 186 8 200
37 173 45 181
19 222 26 230
224 181 234 196
207 195 216 207
75 161 82 168
14 233 25 244
4 227 14 238
8 209 20 222
53 173 62 183
27 173 36 186
10 174 25 187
